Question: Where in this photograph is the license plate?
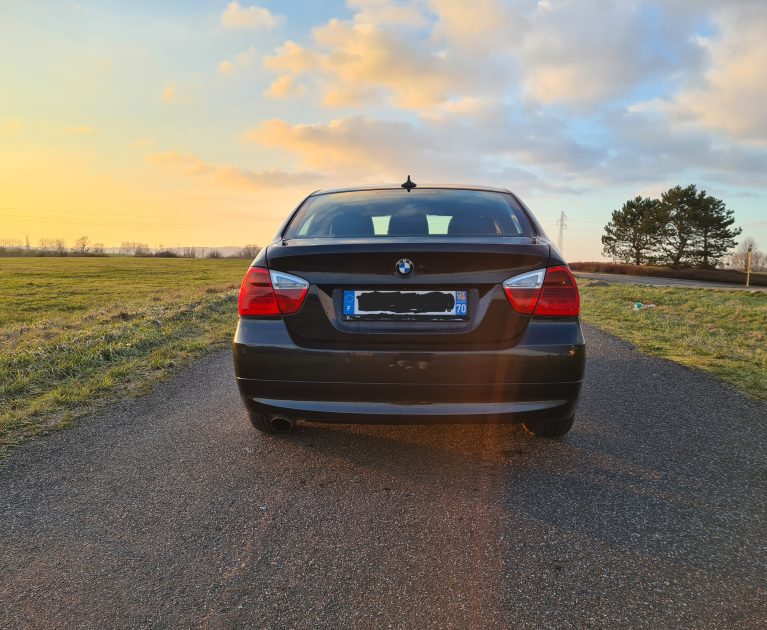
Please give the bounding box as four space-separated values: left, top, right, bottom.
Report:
343 290 468 320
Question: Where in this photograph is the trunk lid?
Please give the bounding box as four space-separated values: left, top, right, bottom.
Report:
266 237 550 349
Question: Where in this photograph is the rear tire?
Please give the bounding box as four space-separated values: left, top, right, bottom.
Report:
523 414 574 438
248 412 295 434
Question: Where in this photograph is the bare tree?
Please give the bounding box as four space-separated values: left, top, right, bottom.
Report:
206 249 222 259
53 238 67 255
73 235 90 255
0 238 23 255
119 241 150 256
180 246 198 258
92 242 105 255
238 244 261 259
729 237 765 271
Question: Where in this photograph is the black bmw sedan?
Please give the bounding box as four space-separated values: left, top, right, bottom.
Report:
233 181 585 438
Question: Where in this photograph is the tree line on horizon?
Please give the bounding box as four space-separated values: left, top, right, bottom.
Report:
601 184 746 269
0 237 261 260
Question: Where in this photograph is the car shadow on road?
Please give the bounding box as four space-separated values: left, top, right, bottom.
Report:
248 331 767 592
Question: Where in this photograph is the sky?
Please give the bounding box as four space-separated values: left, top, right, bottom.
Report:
1 0 766 260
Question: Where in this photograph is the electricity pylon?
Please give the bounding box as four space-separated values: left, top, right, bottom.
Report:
555 211 567 254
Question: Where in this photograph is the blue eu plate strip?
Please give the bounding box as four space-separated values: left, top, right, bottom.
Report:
455 290 468 316
343 290 355 316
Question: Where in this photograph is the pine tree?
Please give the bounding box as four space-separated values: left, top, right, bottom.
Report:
601 196 667 265
659 185 704 266
690 194 741 268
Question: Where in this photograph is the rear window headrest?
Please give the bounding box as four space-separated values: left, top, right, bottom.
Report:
388 213 429 236
329 213 375 237
448 214 499 236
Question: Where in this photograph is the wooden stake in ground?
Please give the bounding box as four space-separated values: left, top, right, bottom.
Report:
745 245 752 288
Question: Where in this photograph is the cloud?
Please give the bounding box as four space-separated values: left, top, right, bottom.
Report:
672 6 767 143
573 103 767 190
161 83 179 103
245 100 767 196
145 150 322 190
249 117 423 172
248 0 767 196
220 2 284 30
245 115 586 195
348 0 429 26
259 0 696 112
217 61 234 75
217 47 259 75
262 18 486 110
418 97 495 122
263 41 320 74
515 1 663 107
265 75 304 99
428 0 520 52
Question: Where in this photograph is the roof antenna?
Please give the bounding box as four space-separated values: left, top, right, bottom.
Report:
401 175 416 192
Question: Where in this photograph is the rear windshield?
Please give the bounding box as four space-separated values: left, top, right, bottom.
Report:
284 189 535 239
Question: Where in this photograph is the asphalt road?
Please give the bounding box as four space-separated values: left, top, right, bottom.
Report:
2 325 766 629
574 271 767 292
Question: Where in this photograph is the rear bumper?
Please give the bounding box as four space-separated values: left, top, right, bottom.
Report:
238 381 581 424
233 317 585 424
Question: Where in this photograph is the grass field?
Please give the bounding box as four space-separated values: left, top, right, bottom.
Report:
571 261 767 287
579 280 767 400
1 258 764 456
0 257 246 456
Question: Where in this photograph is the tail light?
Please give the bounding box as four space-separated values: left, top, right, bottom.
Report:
238 267 278 316
503 266 579 317
238 267 309 316
503 269 545 314
535 265 580 316
270 270 310 314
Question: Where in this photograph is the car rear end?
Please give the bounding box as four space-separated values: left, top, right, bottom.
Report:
233 186 585 436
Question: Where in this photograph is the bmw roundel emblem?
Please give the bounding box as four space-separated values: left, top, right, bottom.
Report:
396 258 414 276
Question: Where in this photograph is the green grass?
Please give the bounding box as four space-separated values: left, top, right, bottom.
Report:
0 257 247 456
579 280 767 400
